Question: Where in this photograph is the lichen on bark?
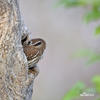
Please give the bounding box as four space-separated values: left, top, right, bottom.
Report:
0 0 35 99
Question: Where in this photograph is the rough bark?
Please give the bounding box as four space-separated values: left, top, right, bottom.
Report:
0 0 35 99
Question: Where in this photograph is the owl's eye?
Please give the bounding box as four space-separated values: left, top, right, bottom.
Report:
28 41 32 45
21 35 28 44
34 41 42 46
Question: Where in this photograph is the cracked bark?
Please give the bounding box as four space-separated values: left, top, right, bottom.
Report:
0 0 35 99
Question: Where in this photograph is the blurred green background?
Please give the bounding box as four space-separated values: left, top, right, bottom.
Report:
20 0 100 100
59 0 100 100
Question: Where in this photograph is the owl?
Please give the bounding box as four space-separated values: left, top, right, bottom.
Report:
22 36 46 76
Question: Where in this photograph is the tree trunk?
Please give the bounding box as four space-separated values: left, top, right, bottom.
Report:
0 0 35 99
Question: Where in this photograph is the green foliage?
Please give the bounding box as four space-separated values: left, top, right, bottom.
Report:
95 26 100 35
97 98 100 100
63 82 85 100
84 9 100 23
92 76 100 93
59 0 85 7
87 54 100 65
59 0 100 35
60 0 100 7
73 49 100 65
58 0 100 100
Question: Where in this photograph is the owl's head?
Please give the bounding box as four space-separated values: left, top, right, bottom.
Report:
28 38 46 54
